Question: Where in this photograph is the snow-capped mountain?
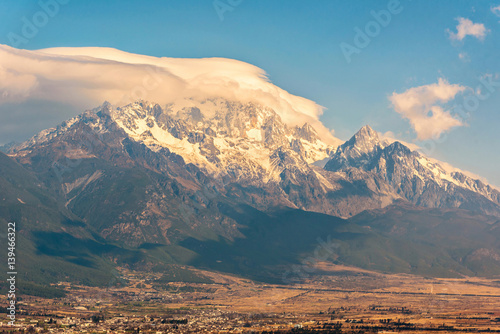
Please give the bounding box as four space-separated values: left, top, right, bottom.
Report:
325 126 500 216
6 99 500 281
324 125 382 171
110 99 334 182
10 100 500 224
3 45 500 282
9 100 345 243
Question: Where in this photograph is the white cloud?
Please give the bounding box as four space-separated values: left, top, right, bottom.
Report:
491 5 500 17
0 44 339 144
0 66 38 101
447 17 489 41
389 78 467 140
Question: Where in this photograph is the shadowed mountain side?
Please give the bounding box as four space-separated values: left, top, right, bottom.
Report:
0 151 117 287
179 204 497 283
349 202 500 276
180 204 360 283
0 151 179 288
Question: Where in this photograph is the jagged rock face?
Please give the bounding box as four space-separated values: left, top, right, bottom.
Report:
325 126 500 217
8 101 500 248
326 125 383 171
104 101 418 217
8 100 342 245
5 98 500 282
108 99 333 182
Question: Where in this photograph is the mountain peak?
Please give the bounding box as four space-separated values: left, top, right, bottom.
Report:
324 125 382 172
353 125 378 142
342 124 381 155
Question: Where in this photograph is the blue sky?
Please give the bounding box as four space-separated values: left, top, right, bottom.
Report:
0 0 499 185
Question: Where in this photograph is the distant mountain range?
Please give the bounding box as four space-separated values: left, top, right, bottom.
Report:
2 99 500 287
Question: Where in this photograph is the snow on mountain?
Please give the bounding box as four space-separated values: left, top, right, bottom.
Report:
325 125 500 214
12 99 335 185
324 125 383 171
10 101 500 218
107 99 334 182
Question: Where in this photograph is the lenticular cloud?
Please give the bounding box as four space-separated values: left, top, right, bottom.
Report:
0 44 337 143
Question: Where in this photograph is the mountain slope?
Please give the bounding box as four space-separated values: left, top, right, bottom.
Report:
349 202 500 276
11 105 244 247
0 151 121 287
10 101 406 219
325 126 500 217
181 203 500 280
5 101 500 284
11 102 500 232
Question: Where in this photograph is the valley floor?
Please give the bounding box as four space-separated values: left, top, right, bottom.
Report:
2 265 500 333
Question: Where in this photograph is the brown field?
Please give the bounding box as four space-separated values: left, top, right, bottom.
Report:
3 264 500 333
